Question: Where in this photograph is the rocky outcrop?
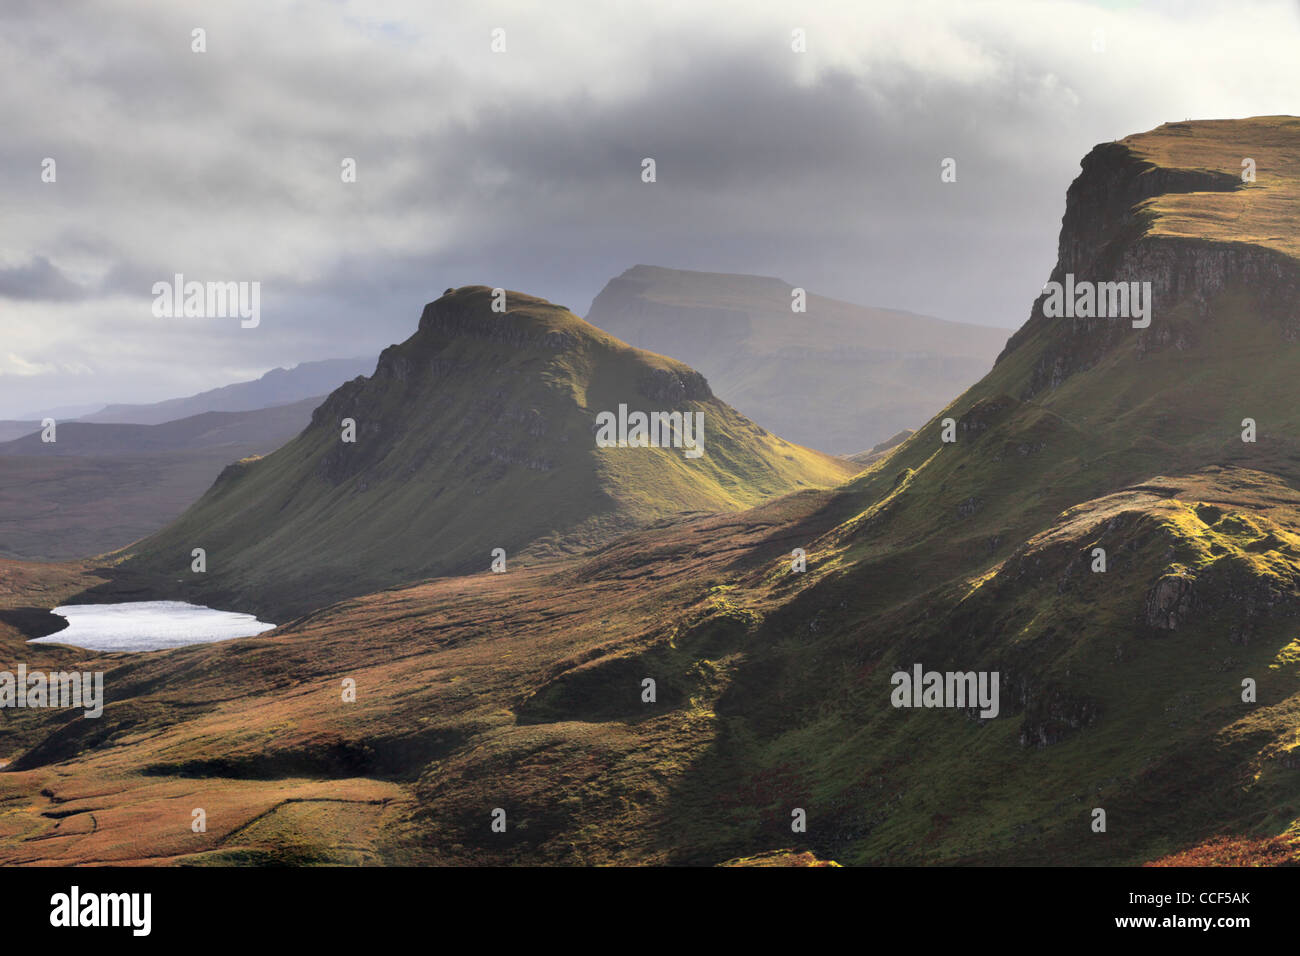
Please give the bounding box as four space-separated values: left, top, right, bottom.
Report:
996 140 1300 397
636 365 713 403
958 396 1018 438
417 289 580 353
1016 681 1102 749
1144 573 1197 630
1052 143 1238 282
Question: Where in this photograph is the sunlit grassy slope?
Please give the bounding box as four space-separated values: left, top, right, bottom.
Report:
1123 116 1300 259
107 287 857 619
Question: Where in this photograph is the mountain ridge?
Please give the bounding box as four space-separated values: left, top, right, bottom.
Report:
585 265 1008 454
0 398 324 561
81 356 375 426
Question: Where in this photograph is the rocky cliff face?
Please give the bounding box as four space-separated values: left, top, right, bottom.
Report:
725 119 1300 866
586 272 753 359
998 135 1300 398
416 290 584 352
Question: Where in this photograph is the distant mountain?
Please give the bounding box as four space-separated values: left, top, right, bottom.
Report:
108 287 860 618
585 265 1008 454
0 358 371 556
0 398 321 457
15 403 105 420
0 403 104 444
0 398 320 560
81 357 373 425
847 428 914 465
0 421 39 443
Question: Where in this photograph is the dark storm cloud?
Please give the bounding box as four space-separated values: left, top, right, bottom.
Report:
389 46 1073 322
2 0 1298 416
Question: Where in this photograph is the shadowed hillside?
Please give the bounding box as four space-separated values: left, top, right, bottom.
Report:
0 398 322 561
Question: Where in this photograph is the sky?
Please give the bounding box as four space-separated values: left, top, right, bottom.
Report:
2 0 1298 417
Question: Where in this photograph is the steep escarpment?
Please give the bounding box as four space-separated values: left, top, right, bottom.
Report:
706 117 1300 864
103 286 858 619
586 265 1007 454
998 118 1300 399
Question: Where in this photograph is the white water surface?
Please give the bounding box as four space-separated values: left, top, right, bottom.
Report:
32 601 276 652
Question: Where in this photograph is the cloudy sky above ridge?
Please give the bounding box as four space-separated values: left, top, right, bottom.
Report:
2 0 1299 416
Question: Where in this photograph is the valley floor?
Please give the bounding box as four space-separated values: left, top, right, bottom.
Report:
1 467 1298 865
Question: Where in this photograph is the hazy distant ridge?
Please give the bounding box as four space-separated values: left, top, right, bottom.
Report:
81 357 374 425
585 265 1007 454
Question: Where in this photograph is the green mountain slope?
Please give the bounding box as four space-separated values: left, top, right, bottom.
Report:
107 287 858 619
678 115 1300 864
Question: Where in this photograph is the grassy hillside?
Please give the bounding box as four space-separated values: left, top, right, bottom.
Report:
696 115 1300 864
1122 116 1300 258
2 118 1299 867
586 265 1008 454
106 287 858 619
4 472 1294 865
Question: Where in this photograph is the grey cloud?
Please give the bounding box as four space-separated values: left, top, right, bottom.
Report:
0 256 88 301
1 0 1297 417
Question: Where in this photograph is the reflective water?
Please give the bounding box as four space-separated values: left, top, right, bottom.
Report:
31 601 276 652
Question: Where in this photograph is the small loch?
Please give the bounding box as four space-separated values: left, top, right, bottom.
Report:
30 601 276 653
